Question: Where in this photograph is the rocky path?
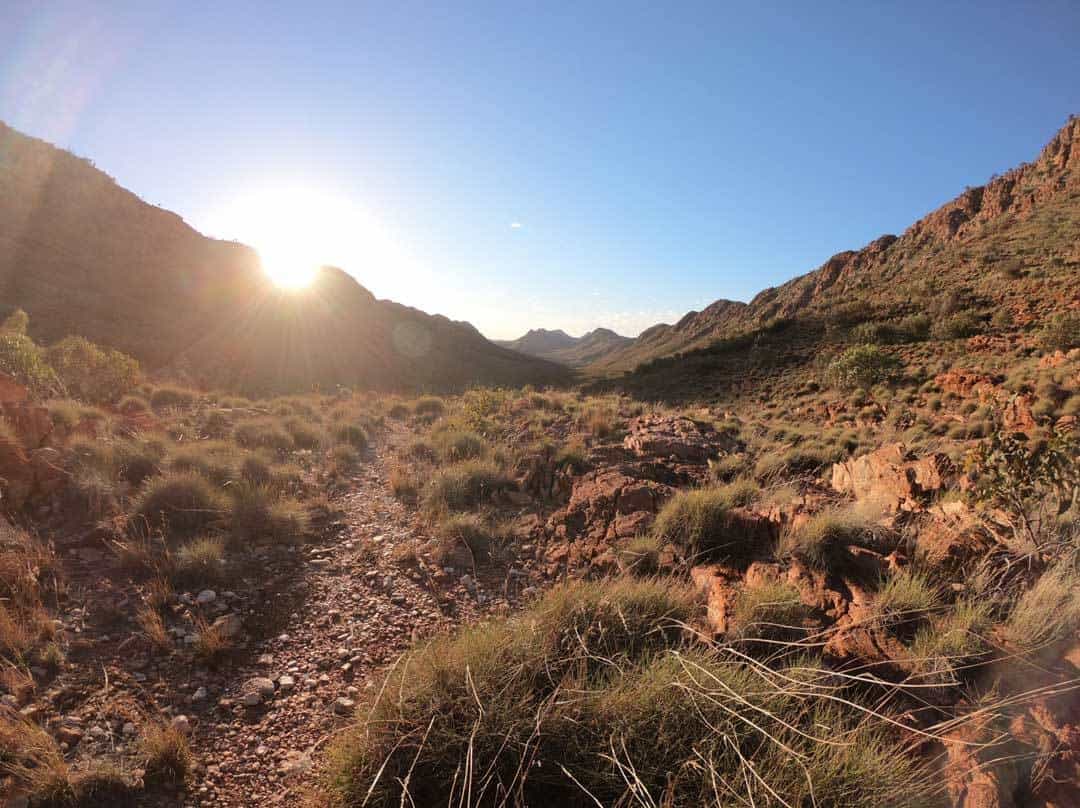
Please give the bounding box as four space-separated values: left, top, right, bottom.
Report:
184 427 467 806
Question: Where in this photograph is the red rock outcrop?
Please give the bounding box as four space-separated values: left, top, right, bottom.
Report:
622 414 740 463
831 443 951 512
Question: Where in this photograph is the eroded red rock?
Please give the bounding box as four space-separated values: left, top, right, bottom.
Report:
831 443 951 512
622 414 739 463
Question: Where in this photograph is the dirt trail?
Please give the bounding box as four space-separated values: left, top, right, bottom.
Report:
23 426 482 807
184 426 463 806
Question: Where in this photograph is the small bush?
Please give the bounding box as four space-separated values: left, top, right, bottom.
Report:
234 419 294 453
554 439 587 473
192 614 233 662
132 472 225 539
825 345 902 391
135 606 172 652
169 442 241 486
283 417 324 450
1039 311 1080 352
325 578 928 808
753 447 834 482
932 312 982 340
424 460 511 512
45 336 140 404
239 454 273 486
579 402 619 439
113 441 160 486
908 599 991 681
331 443 361 470
0 332 57 396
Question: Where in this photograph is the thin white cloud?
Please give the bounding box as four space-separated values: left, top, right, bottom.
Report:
509 222 522 229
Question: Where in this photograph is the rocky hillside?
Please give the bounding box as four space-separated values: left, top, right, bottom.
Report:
497 326 632 367
593 116 1080 377
0 122 567 394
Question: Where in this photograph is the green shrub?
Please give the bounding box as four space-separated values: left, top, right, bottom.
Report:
201 409 233 439
1039 311 1080 352
932 312 982 340
45 336 140 404
168 442 241 486
1 308 29 334
753 447 834 481
825 345 902 391
618 533 664 576
0 332 57 396
871 571 941 626
132 472 225 539
113 441 160 487
554 440 587 472
227 482 309 543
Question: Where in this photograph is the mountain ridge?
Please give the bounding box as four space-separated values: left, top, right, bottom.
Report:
589 116 1080 376
496 326 633 367
0 121 568 394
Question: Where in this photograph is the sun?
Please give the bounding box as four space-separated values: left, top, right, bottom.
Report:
204 182 412 293
257 245 319 289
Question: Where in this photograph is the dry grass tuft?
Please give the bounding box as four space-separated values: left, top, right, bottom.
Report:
142 722 192 785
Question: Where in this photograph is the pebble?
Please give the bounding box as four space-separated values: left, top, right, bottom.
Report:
196 589 217 605
171 714 192 735
332 697 356 715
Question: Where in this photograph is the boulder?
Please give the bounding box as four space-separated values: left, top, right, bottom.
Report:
943 716 1021 808
623 414 740 463
690 564 739 635
831 443 951 512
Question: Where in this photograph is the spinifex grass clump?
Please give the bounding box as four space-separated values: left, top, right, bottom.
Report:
325 578 932 808
651 485 767 562
423 459 511 512
131 472 226 540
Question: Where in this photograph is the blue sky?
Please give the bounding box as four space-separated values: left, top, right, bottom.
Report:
3 2 1079 339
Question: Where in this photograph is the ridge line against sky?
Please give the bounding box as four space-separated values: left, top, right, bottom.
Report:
3 1 1079 340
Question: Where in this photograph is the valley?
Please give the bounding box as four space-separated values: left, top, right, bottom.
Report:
0 117 1078 808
